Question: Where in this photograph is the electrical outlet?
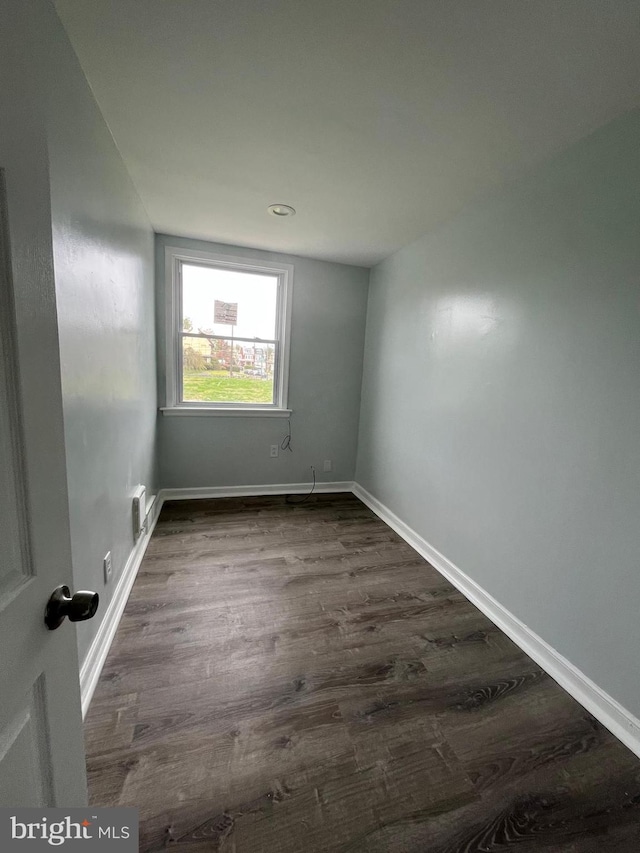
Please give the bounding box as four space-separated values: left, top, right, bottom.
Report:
323 460 332 473
103 551 112 583
270 444 279 458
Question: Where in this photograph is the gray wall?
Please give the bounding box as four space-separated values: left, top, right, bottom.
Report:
47 6 157 666
156 235 368 488
356 109 640 716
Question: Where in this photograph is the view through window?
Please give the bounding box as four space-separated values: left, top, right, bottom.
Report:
180 263 281 405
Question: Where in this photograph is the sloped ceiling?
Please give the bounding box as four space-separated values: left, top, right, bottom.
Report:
54 0 640 266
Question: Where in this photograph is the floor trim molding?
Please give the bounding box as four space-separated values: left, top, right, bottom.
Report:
79 497 163 718
352 482 640 760
160 481 355 501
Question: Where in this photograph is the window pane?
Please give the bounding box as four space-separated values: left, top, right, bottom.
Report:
182 335 275 404
182 263 278 340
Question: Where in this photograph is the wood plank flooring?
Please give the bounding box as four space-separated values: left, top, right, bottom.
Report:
84 494 640 851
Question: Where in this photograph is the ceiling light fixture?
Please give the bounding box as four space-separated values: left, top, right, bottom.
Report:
267 203 296 217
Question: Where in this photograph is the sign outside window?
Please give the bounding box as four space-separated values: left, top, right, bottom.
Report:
214 300 238 325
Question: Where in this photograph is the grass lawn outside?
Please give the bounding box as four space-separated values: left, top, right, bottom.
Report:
183 370 273 403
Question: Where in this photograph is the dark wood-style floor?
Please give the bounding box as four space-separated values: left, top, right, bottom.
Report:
85 494 640 852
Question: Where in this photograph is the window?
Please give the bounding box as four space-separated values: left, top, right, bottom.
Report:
163 247 293 415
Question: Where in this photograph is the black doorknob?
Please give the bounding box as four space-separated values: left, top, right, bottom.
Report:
45 585 99 630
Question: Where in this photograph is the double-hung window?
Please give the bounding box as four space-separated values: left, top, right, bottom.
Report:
164 247 293 414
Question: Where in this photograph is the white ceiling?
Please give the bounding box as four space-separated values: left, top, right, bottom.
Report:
54 0 640 267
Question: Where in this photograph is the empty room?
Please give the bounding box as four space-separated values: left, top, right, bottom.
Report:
1 1 640 851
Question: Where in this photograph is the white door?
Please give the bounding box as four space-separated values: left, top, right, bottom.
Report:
0 161 89 806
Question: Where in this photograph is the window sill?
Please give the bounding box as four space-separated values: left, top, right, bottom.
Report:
160 407 292 418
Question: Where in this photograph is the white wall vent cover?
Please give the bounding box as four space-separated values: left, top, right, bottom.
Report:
132 485 146 540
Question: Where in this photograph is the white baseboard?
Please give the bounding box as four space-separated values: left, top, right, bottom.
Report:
79 497 163 718
159 481 354 501
352 482 640 760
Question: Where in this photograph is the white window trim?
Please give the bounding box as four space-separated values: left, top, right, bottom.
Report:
163 246 293 416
